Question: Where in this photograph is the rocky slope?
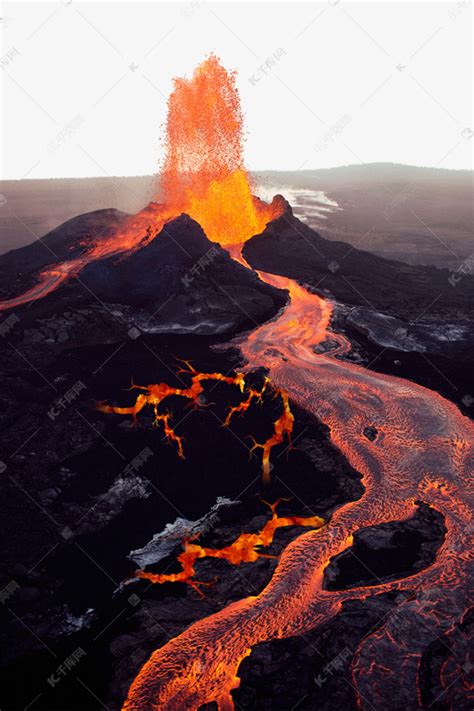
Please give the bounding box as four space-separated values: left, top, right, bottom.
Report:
243 203 474 358
0 209 287 346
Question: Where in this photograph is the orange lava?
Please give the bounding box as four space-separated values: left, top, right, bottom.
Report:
161 55 280 245
135 499 324 596
249 389 294 484
0 56 282 312
96 361 294 482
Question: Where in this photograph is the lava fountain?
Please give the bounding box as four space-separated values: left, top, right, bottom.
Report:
0 55 282 311
160 54 281 245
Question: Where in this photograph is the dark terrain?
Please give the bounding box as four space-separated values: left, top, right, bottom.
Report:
0 209 287 346
0 197 472 710
256 164 473 269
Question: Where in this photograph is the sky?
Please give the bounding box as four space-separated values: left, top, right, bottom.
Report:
1 0 472 179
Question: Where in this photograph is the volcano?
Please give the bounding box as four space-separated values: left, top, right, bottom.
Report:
0 205 287 345
1 55 473 711
2 193 472 367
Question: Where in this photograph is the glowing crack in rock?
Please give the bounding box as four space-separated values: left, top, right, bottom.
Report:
134 499 324 596
248 388 294 484
96 361 295 482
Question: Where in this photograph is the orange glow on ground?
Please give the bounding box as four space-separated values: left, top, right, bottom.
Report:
135 499 324 596
249 389 294 484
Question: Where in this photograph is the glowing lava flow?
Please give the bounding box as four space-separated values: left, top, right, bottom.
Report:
249 388 294 484
0 56 282 312
0 203 178 311
134 499 324 596
123 273 473 710
96 361 294 481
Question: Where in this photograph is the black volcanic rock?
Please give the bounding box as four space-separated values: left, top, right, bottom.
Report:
363 425 378 441
0 208 128 299
324 502 445 590
79 212 284 314
1 209 287 344
243 206 474 326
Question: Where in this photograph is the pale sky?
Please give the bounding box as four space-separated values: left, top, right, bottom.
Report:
1 0 472 179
